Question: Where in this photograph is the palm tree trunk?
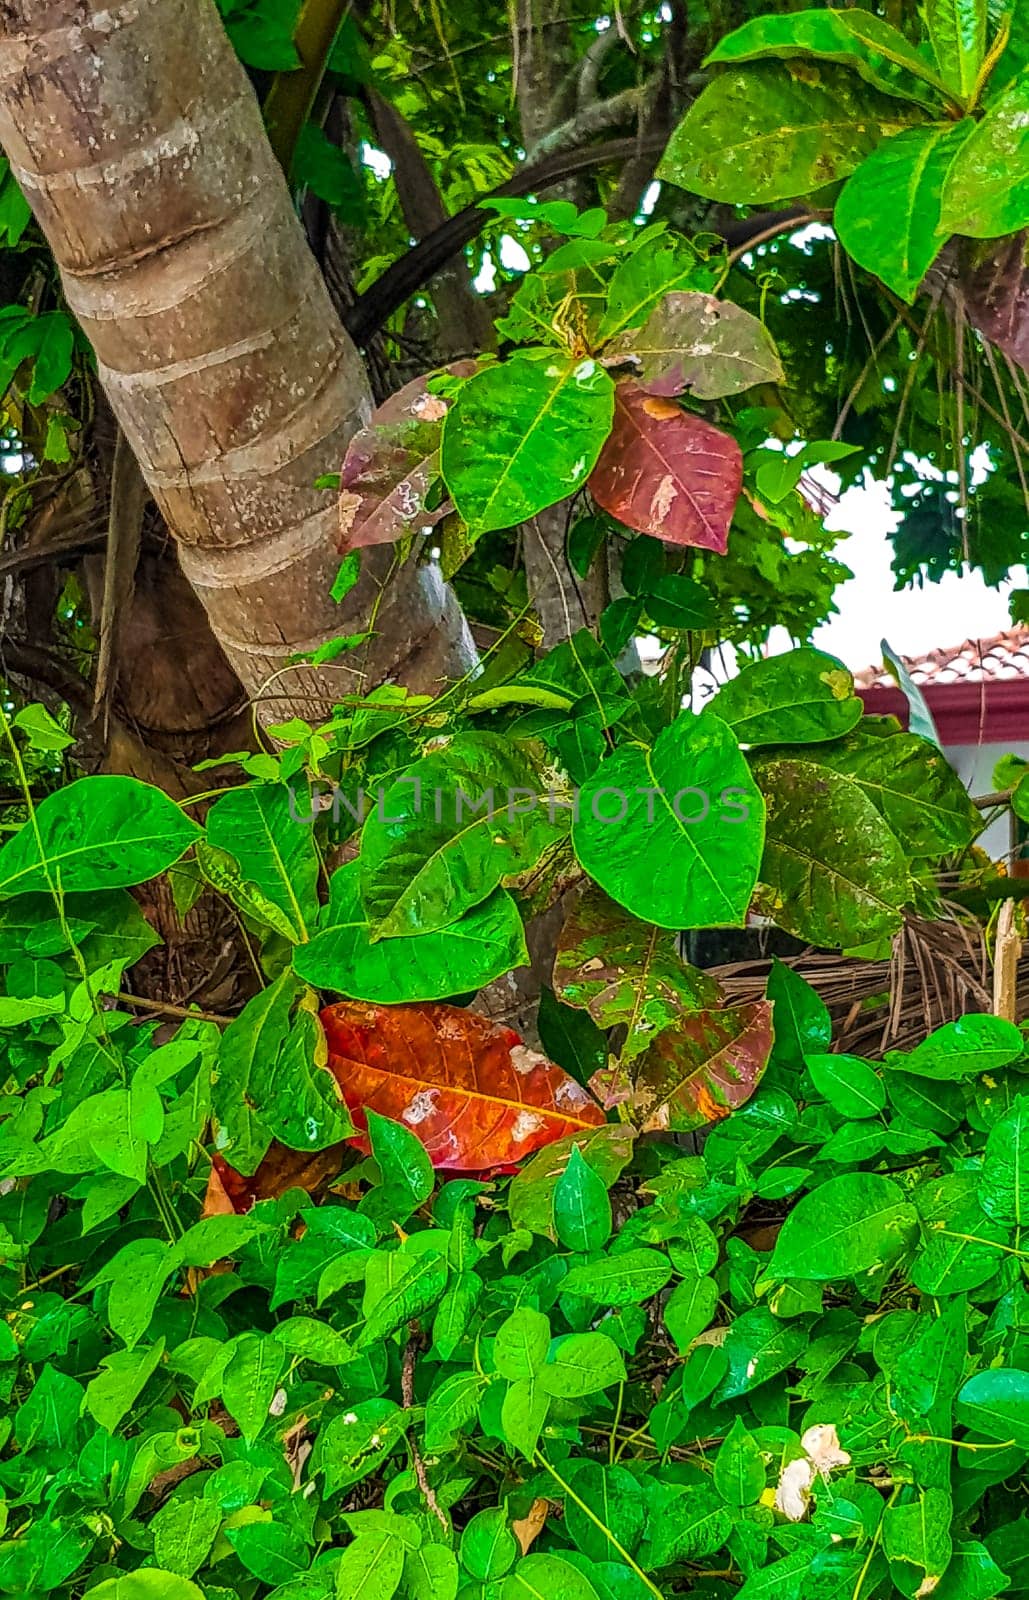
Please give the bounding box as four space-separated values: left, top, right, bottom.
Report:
0 0 472 719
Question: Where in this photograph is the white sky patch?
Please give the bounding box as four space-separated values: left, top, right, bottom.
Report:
638 180 661 218
499 233 531 273
361 142 392 181
473 252 497 294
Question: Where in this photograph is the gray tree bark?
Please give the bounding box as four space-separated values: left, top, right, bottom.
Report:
0 0 473 721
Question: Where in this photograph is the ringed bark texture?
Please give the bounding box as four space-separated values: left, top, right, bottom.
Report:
0 0 472 714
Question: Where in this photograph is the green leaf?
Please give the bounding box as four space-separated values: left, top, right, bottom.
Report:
222 1333 286 1445
494 1306 552 1381
564 1462 646 1564
752 756 910 947
441 352 614 535
911 1170 1010 1295
460 1508 518 1581
978 1095 1029 1226
714 1305 808 1400
363 1108 434 1226
934 1539 1011 1600
657 62 920 204
554 1145 613 1253
85 1339 165 1432
835 122 976 301
89 1575 206 1600
769 1172 918 1281
924 0 986 101
767 957 831 1069
334 1531 405 1600
562 1247 672 1306
806 1052 886 1119
572 710 764 930
643 574 717 631
229 1521 310 1585
12 702 75 752
941 74 1029 235
293 122 364 218
404 1545 459 1600
88 1237 175 1348
357 1249 448 1348
359 732 564 936
663 1273 719 1354
538 985 608 1085
713 1417 766 1506
704 8 951 107
902 1015 1024 1080
711 648 862 746
424 1371 486 1450
302 864 526 1002
508 1124 637 1240
205 783 319 943
883 1488 953 1597
501 1375 550 1458
0 776 200 899
644 1482 733 1566
599 235 711 341
502 1553 603 1600
803 727 979 857
538 1332 626 1397
152 1496 223 1580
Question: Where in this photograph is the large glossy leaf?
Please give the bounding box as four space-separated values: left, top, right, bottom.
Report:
598 235 714 342
804 727 979 857
658 62 920 204
883 1488 953 1599
588 381 742 552
769 1172 918 1281
978 1095 1029 1227
294 862 527 1002
901 1014 1023 1080
607 292 783 401
205 783 319 943
956 1368 1029 1451
214 974 353 1174
704 8 951 108
711 647 862 746
592 1000 772 1133
911 1171 1011 1295
752 757 910 946
320 1001 604 1170
572 710 764 930
924 0 986 101
553 886 721 1061
440 352 614 534
941 75 1029 236
359 732 565 937
0 776 200 900
338 368 472 551
835 122 976 302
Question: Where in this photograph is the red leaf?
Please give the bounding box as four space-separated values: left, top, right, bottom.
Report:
321 1000 605 1170
203 1145 346 1216
338 364 475 552
588 379 742 552
590 1000 772 1133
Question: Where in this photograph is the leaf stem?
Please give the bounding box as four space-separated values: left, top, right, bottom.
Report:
533 1450 664 1599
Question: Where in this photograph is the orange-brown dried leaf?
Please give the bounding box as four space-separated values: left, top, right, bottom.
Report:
321 1000 604 1170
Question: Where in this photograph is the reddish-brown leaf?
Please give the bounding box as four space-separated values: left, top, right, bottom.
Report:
607 291 784 401
588 379 742 551
590 1000 773 1133
338 364 474 552
203 1145 346 1216
321 1000 605 1170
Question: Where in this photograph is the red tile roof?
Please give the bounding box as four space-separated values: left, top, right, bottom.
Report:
855 627 1029 690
